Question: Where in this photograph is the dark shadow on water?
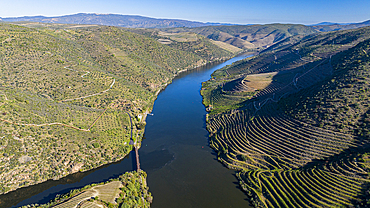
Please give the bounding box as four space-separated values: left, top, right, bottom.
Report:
132 149 137 171
0 149 135 208
140 149 175 172
232 174 251 202
202 114 208 129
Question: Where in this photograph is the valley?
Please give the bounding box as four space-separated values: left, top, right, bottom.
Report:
0 15 370 208
0 21 235 200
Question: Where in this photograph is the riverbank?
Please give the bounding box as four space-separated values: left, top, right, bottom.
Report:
20 170 151 208
0 54 240 207
141 54 254 207
8 54 257 208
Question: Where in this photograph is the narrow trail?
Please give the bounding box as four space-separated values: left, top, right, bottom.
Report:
61 78 115 102
0 106 109 133
81 71 90 78
61 66 116 102
64 66 90 78
0 118 90 132
125 112 133 143
0 93 8 100
88 108 108 130
252 56 332 112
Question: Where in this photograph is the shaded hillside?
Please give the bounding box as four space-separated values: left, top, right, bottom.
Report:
0 13 226 28
0 22 203 196
281 37 370 135
201 26 370 207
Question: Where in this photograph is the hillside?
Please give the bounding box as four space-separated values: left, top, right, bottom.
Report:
0 21 214 197
0 13 227 28
156 21 370 52
127 28 238 61
157 24 317 52
201 26 370 207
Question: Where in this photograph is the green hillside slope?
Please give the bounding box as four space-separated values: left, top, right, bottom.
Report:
202 26 370 207
0 22 203 195
126 28 237 61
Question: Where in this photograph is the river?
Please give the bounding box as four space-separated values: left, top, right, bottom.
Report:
5 54 252 208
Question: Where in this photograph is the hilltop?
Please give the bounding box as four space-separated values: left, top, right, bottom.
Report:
0 13 229 28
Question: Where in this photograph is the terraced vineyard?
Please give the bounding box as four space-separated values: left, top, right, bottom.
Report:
237 168 366 208
202 26 370 207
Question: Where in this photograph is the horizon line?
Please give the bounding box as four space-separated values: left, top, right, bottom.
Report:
0 12 368 26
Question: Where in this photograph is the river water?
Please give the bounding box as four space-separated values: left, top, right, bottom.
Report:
6 54 252 208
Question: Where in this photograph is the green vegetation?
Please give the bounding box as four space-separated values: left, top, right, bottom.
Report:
202 26 370 207
127 28 237 61
0 21 230 195
19 170 151 208
158 24 317 51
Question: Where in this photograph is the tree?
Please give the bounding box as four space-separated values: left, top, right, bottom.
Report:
241 155 247 161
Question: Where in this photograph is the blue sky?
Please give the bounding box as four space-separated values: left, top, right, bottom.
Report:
1 0 369 25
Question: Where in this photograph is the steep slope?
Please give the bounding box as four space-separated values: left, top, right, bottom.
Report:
0 22 203 195
201 26 370 207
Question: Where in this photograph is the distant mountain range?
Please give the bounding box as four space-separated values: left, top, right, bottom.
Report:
2 13 369 52
309 22 351 26
1 13 369 32
311 20 370 32
0 13 234 28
